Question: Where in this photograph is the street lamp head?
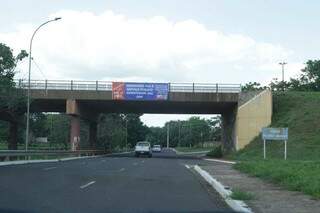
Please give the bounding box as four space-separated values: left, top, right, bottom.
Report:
54 17 62 21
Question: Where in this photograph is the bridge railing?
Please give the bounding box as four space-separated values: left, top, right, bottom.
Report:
14 79 241 93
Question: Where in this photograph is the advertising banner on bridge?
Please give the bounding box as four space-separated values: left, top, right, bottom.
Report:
112 82 169 100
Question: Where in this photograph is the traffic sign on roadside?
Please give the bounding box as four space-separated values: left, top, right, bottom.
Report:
262 127 288 160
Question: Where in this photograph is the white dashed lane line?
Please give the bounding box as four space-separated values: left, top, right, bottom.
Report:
80 181 96 189
119 168 125 172
43 167 57 171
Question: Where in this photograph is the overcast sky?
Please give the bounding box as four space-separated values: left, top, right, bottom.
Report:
1 0 319 126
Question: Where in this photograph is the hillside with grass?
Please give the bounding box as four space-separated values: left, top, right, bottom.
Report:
230 92 320 198
233 92 320 161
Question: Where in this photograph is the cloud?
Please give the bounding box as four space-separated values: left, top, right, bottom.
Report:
0 9 301 84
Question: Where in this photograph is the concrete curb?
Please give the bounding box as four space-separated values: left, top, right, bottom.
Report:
194 165 252 213
171 148 210 155
204 158 236 164
0 151 133 167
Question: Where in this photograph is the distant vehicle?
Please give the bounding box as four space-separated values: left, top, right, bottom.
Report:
152 145 162 152
135 141 152 158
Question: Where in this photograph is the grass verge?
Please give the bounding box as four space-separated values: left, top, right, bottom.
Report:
230 189 254 201
234 160 320 199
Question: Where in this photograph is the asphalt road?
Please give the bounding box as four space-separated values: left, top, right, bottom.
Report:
0 149 234 213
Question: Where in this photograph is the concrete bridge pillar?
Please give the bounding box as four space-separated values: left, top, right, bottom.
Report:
70 115 80 151
89 121 97 149
222 108 237 154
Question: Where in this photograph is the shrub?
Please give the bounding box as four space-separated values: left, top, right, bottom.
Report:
206 145 223 158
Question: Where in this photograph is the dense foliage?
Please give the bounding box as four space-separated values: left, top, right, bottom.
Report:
0 43 28 117
146 116 221 148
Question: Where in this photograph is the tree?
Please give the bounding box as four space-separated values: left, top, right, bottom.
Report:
125 114 149 147
241 82 267 91
0 43 28 149
293 60 320 91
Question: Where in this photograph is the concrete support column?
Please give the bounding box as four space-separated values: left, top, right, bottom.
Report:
8 122 18 150
70 115 80 151
89 122 97 149
222 108 237 154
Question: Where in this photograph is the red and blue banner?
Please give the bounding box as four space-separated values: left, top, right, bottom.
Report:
112 82 169 100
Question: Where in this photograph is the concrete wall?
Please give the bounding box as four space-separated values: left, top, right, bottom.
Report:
235 90 272 150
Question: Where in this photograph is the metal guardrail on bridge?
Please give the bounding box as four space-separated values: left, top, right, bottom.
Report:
14 80 241 93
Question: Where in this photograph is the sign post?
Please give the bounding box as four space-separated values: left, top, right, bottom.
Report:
263 139 266 159
284 140 287 160
262 128 288 160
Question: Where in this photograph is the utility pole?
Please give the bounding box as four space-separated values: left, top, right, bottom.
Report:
178 121 181 147
166 123 170 148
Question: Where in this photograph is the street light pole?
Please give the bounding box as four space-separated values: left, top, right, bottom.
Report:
279 62 287 82
25 17 61 151
125 119 128 152
279 62 287 91
166 123 170 148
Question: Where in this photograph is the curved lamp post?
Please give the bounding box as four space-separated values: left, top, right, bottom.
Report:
25 17 62 151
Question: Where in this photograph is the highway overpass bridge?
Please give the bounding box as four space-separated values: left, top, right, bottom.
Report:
12 79 272 152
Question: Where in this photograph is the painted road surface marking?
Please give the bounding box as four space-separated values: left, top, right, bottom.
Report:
80 181 96 189
119 168 125 172
43 167 57 171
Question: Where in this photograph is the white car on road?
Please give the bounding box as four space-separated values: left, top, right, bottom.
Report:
135 141 152 158
152 145 162 152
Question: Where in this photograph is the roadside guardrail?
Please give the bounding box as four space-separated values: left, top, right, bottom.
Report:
0 150 107 161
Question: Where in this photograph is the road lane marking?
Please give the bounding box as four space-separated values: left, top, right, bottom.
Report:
119 168 125 172
133 162 138 166
141 160 145 163
80 181 96 189
185 165 191 169
43 167 57 171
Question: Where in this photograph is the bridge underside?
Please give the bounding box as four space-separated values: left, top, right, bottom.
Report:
30 99 237 114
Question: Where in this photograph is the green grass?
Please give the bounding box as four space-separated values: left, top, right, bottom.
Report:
175 147 214 153
234 160 320 198
230 92 320 198
230 189 254 201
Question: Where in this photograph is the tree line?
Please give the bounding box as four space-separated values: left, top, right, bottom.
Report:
242 60 320 92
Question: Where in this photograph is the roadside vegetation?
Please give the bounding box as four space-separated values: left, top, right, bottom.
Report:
232 92 320 198
230 188 254 201
231 60 320 198
206 145 223 158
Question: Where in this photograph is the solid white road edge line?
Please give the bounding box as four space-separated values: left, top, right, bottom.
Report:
204 158 236 164
194 165 253 213
80 181 96 189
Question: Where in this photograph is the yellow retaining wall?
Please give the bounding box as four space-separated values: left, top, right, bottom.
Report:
236 90 272 150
